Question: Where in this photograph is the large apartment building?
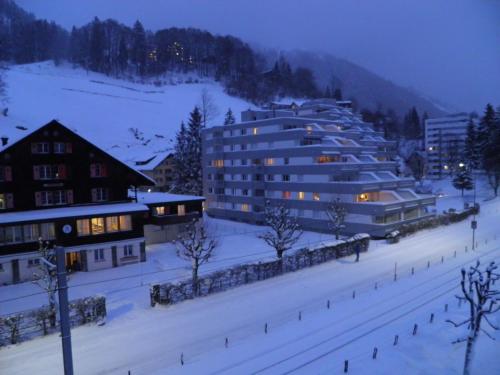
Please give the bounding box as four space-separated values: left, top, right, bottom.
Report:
202 100 436 237
425 113 471 179
0 119 203 284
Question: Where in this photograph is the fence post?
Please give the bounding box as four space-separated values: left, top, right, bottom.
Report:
352 290 356 299
225 337 228 348
393 335 399 346
181 353 184 366
344 360 349 373
427 260 430 269
429 313 434 323
298 311 302 321
265 323 268 334
441 256 444 263
411 267 414 275
375 282 378 290
454 250 457 258
394 262 397 281
413 324 418 336
445 304 448 312
327 300 331 309
372 347 378 360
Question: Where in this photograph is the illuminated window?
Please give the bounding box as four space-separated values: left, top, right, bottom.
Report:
357 193 369 202
119 215 132 231
77 219 91 236
241 204 249 212
264 158 274 166
155 206 165 216
313 193 320 201
253 127 258 135
177 205 186 216
298 192 305 200
106 216 120 232
213 160 224 168
282 191 291 199
0 194 5 209
91 218 105 235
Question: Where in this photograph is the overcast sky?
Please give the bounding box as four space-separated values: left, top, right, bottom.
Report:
16 0 500 113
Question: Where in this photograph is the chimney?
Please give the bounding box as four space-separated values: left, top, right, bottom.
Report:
1 136 8 146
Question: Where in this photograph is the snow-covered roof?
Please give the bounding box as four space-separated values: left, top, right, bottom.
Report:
130 191 205 205
133 150 172 170
0 202 149 225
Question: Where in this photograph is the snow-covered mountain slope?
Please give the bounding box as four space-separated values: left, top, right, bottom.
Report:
1 62 253 164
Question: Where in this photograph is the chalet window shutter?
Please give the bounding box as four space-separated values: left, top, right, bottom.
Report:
5 166 12 181
35 192 42 207
6 193 14 209
58 164 67 179
33 166 40 180
90 164 96 177
66 142 73 153
66 190 74 204
91 188 97 202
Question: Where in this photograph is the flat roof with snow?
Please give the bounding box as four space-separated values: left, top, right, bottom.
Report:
0 202 149 225
131 191 205 205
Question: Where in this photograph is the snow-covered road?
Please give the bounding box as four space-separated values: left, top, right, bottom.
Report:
1 198 499 374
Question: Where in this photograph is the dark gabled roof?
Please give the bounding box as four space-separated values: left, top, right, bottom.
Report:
0 119 155 186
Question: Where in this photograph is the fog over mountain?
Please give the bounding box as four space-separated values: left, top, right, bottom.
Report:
16 0 500 113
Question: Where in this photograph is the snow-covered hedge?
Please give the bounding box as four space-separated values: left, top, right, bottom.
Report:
150 234 370 306
397 205 479 238
0 296 106 346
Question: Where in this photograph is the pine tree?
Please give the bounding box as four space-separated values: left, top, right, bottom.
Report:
117 36 128 73
223 108 236 125
464 119 479 168
89 17 104 72
131 20 147 76
482 106 500 196
171 121 189 193
334 88 343 101
324 85 332 98
403 107 421 139
185 106 204 195
452 168 474 196
476 104 495 157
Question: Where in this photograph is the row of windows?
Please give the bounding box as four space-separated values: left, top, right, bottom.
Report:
0 223 56 245
153 204 186 216
31 142 72 154
76 215 132 236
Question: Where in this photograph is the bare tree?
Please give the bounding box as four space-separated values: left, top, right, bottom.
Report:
199 88 219 127
176 219 217 296
258 203 303 259
326 198 346 240
32 239 58 327
447 261 500 375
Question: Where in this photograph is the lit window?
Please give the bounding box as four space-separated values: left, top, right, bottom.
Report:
77 219 91 236
265 158 274 166
357 193 369 202
155 206 165 216
298 192 305 200
241 204 249 212
119 215 132 231
213 160 224 168
177 205 186 216
106 216 120 232
91 218 105 235
253 127 258 135
282 191 291 199
313 193 320 201
0 194 5 209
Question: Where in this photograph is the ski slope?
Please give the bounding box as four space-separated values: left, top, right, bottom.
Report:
1 197 499 374
2 62 253 164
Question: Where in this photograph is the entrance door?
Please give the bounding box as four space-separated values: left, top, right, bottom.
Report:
66 252 82 271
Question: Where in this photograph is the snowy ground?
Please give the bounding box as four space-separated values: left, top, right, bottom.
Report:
2 62 253 162
1 183 499 374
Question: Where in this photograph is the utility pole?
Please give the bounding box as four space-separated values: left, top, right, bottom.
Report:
471 169 477 251
56 246 74 375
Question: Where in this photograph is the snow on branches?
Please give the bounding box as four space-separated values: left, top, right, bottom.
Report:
447 261 500 375
326 198 346 240
176 219 217 296
258 202 303 259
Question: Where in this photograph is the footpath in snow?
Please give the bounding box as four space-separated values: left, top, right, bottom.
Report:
1 192 499 374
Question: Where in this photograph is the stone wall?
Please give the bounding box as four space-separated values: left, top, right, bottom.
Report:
151 234 370 306
0 295 106 346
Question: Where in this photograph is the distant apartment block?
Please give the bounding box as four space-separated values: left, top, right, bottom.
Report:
202 100 436 238
135 152 175 191
425 113 471 179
